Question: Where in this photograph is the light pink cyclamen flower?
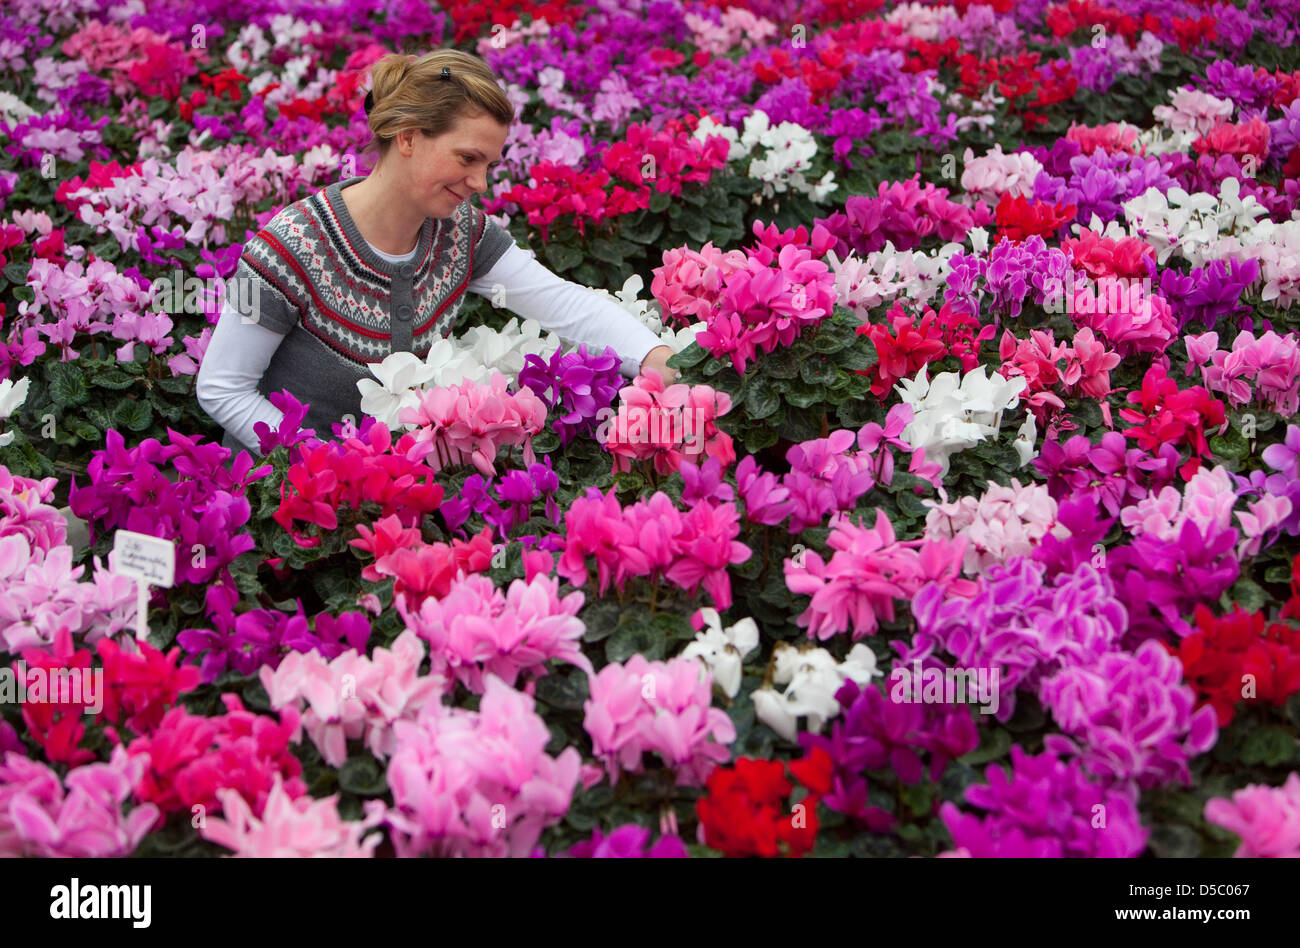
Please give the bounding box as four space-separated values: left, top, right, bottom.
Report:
259 630 447 768
398 571 593 693
584 654 736 787
924 478 1060 575
1204 772 1300 858
385 675 582 858
201 776 386 858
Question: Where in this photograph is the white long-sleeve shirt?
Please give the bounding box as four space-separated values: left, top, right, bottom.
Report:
196 240 661 455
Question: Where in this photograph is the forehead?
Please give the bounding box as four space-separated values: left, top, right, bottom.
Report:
443 113 509 153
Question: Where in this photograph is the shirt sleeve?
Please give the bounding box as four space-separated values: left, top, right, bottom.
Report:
465 242 663 377
195 299 289 457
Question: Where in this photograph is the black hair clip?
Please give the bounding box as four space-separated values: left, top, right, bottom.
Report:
363 90 374 114
441 66 451 80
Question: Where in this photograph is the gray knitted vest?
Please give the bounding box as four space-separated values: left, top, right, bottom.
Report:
222 176 512 455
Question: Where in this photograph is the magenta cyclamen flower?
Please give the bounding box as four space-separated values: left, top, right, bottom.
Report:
385 675 582 858
397 571 593 694
557 824 690 858
584 654 736 787
1040 640 1218 789
1204 773 1300 858
785 509 974 641
910 557 1126 722
939 746 1148 858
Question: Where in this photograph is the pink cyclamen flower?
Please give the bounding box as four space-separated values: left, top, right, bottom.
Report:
201 775 385 857
584 654 736 787
1204 773 1300 858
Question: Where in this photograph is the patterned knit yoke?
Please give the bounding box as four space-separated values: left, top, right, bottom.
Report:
226 175 512 446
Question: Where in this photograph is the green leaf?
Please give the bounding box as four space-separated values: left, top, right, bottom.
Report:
621 212 664 245
154 375 194 396
534 669 590 711
667 344 708 369
799 357 838 386
588 238 624 266
337 756 389 797
1225 577 1270 614
90 369 138 391
784 380 822 409
649 191 671 213
683 214 711 244
960 727 1012 767
744 383 782 420
837 340 878 372
605 616 667 663
3 261 29 284
1239 726 1295 767
543 242 582 273
115 399 153 432
46 362 89 406
763 348 800 379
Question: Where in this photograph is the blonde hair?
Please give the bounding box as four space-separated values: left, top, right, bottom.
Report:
362 49 514 161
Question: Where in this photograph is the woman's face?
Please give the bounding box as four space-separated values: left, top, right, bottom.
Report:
394 111 509 220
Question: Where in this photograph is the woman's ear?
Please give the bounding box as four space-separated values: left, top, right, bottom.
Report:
396 128 418 158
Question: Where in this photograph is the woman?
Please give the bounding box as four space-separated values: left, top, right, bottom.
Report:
196 48 677 457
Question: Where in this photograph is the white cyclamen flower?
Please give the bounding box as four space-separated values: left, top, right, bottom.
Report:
752 642 879 742
357 352 438 429
679 608 760 699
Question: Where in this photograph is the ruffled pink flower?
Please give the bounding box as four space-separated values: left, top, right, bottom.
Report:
201 775 385 858
785 509 975 641
385 675 582 857
603 371 735 477
1204 773 1300 858
583 655 735 787
0 747 159 857
400 372 547 476
398 572 593 693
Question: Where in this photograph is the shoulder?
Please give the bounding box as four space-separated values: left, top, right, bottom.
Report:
242 193 323 264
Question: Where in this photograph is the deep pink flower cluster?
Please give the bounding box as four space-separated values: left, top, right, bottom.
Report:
816 175 985 256
785 508 975 642
1041 640 1219 789
601 117 731 196
397 572 593 694
1070 281 1179 357
273 421 445 548
0 747 159 857
558 487 750 610
1033 430 1181 519
552 823 690 858
998 326 1121 425
939 746 1148 858
583 654 736 787
385 675 582 858
260 630 446 768
400 372 548 476
125 693 307 823
602 370 735 476
68 428 270 584
652 222 839 375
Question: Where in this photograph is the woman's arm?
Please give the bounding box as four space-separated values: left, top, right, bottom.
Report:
195 301 289 456
466 242 674 380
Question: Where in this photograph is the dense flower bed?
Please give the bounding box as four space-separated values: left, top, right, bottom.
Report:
2 0 1300 858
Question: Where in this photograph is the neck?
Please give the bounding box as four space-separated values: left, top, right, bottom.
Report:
342 169 424 256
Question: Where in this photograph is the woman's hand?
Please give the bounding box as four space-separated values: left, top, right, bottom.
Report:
639 345 679 385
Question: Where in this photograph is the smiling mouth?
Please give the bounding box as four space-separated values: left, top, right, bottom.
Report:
448 189 466 201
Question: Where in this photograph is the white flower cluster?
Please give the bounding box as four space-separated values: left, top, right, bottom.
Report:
678 608 760 700
357 318 560 429
583 274 706 352
0 377 30 448
694 111 837 202
894 364 1030 479
825 242 964 315
751 641 880 742
1121 178 1271 266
